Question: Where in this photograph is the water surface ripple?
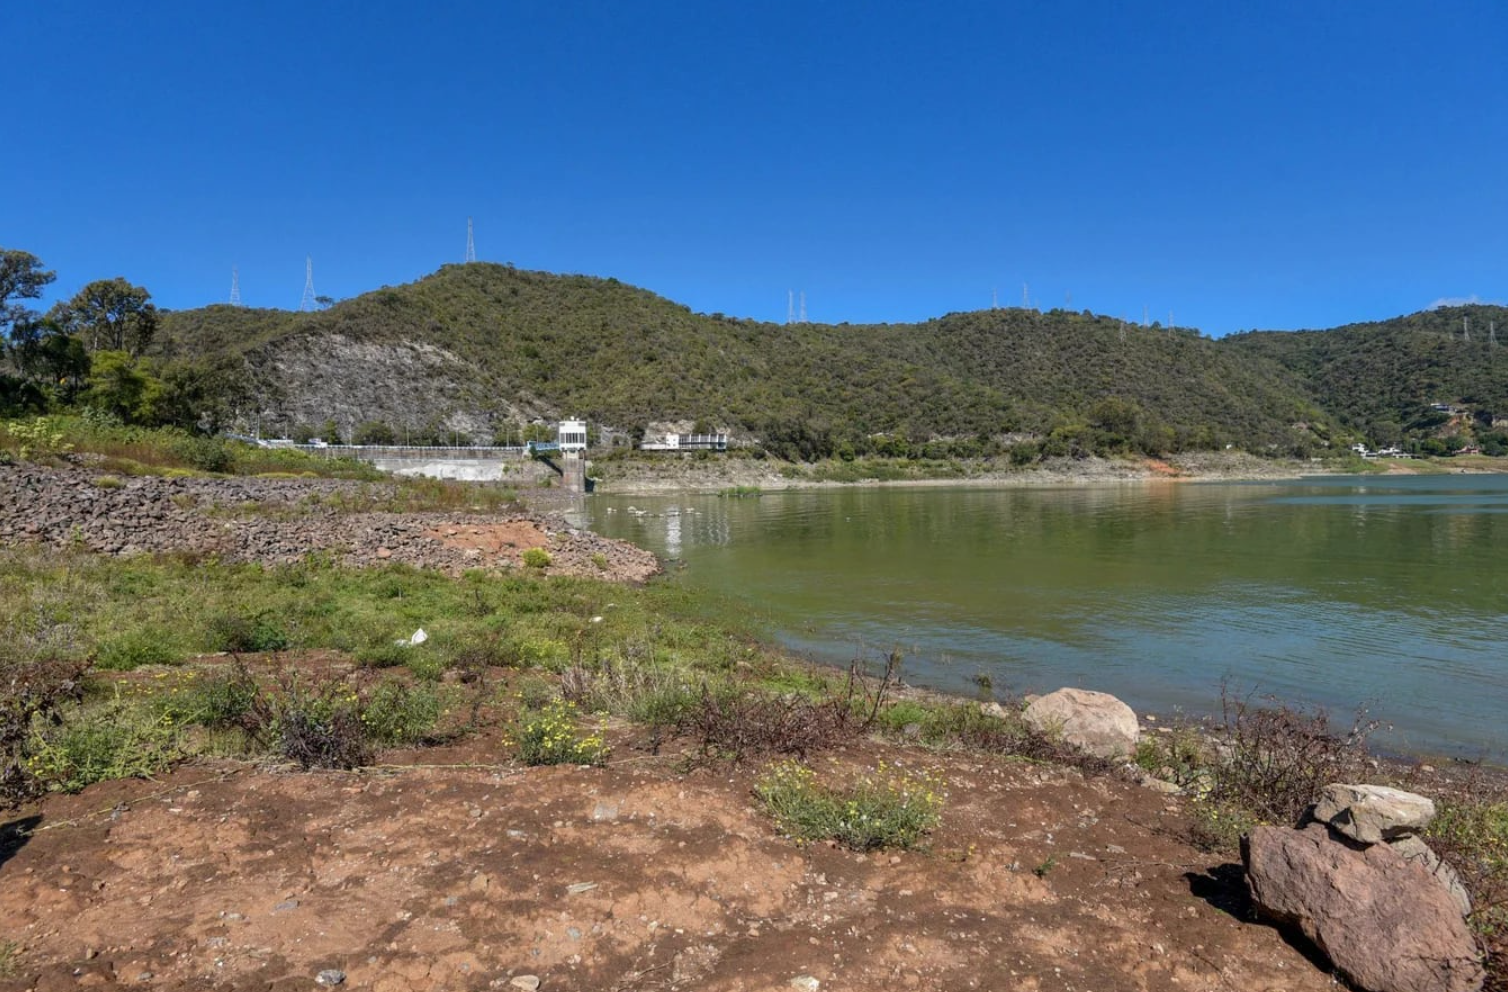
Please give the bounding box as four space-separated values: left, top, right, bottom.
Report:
583 475 1508 757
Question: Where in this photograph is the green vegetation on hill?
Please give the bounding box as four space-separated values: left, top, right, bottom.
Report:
1229 304 1508 453
10 242 1508 462
151 263 1335 459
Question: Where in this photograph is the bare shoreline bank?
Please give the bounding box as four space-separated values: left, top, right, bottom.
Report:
586 451 1492 496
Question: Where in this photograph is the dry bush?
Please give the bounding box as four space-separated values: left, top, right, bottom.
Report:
683 685 856 760
1 660 88 808
1207 686 1379 826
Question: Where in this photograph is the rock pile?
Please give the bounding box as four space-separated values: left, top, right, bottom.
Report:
0 463 659 582
1244 783 1483 992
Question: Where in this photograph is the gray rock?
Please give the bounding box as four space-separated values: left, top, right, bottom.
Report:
315 969 346 987
1022 687 1140 759
509 976 541 991
1313 784 1437 844
978 701 1010 720
1244 823 1483 992
1388 834 1472 917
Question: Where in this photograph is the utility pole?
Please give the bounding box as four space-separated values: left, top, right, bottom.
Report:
1022 283 1030 309
992 286 999 310
299 256 316 312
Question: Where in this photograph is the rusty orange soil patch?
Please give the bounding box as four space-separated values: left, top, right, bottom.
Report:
424 521 551 556
1 729 1341 992
1142 459 1183 477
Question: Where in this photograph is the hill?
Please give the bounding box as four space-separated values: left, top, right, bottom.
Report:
1227 304 1508 452
156 263 1332 458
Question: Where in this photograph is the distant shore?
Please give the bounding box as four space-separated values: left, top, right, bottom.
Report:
587 450 1504 496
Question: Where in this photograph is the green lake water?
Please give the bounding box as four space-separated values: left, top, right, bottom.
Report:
578 475 1508 758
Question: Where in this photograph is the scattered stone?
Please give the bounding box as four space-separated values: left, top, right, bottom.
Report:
1312 784 1436 844
979 701 1010 720
789 977 821 991
566 882 598 895
315 969 346 986
1022 688 1140 759
273 899 300 912
591 801 620 822
1244 823 1484 992
509 976 541 991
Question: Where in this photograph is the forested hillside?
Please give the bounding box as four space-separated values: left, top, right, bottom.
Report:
1228 304 1508 452
154 263 1333 458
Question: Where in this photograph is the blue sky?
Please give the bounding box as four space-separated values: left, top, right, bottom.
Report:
5 1 1506 335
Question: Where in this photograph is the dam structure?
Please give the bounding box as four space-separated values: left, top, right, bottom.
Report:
269 419 592 488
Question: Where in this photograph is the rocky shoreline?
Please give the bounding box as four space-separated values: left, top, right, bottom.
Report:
591 451 1326 495
0 463 659 582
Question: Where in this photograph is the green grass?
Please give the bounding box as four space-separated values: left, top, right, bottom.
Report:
754 759 944 851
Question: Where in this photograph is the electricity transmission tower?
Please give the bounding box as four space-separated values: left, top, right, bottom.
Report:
300 257 316 312
799 291 807 323
787 290 795 325
466 218 476 263
229 266 242 307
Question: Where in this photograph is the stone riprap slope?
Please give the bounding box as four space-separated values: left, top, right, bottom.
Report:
0 464 658 582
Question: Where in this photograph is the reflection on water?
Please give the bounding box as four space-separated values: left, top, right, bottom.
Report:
586 475 1508 757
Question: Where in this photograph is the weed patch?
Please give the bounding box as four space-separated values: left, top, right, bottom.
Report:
754 760 944 851
26 698 183 793
1 660 88 807
513 700 608 766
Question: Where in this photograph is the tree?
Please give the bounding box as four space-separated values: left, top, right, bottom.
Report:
0 249 55 340
82 351 163 424
50 278 158 356
9 318 90 404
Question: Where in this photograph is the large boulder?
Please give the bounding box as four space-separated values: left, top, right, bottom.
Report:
1388 834 1472 918
1244 823 1483 992
1313 783 1437 844
1021 688 1139 759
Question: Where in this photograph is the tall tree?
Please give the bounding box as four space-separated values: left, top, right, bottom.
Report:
50 277 158 356
0 249 55 340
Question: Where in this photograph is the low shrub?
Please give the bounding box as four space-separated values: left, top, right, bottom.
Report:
1 659 87 807
155 663 261 730
1427 800 1508 951
205 611 291 653
682 684 854 760
360 680 444 746
513 700 608 766
272 676 370 769
522 547 552 569
26 699 183 793
96 628 179 670
754 759 944 851
1204 688 1378 826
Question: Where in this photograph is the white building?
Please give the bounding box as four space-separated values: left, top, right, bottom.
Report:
640 432 728 452
557 419 588 453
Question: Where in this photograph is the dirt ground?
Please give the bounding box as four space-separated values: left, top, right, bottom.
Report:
1 713 1343 992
